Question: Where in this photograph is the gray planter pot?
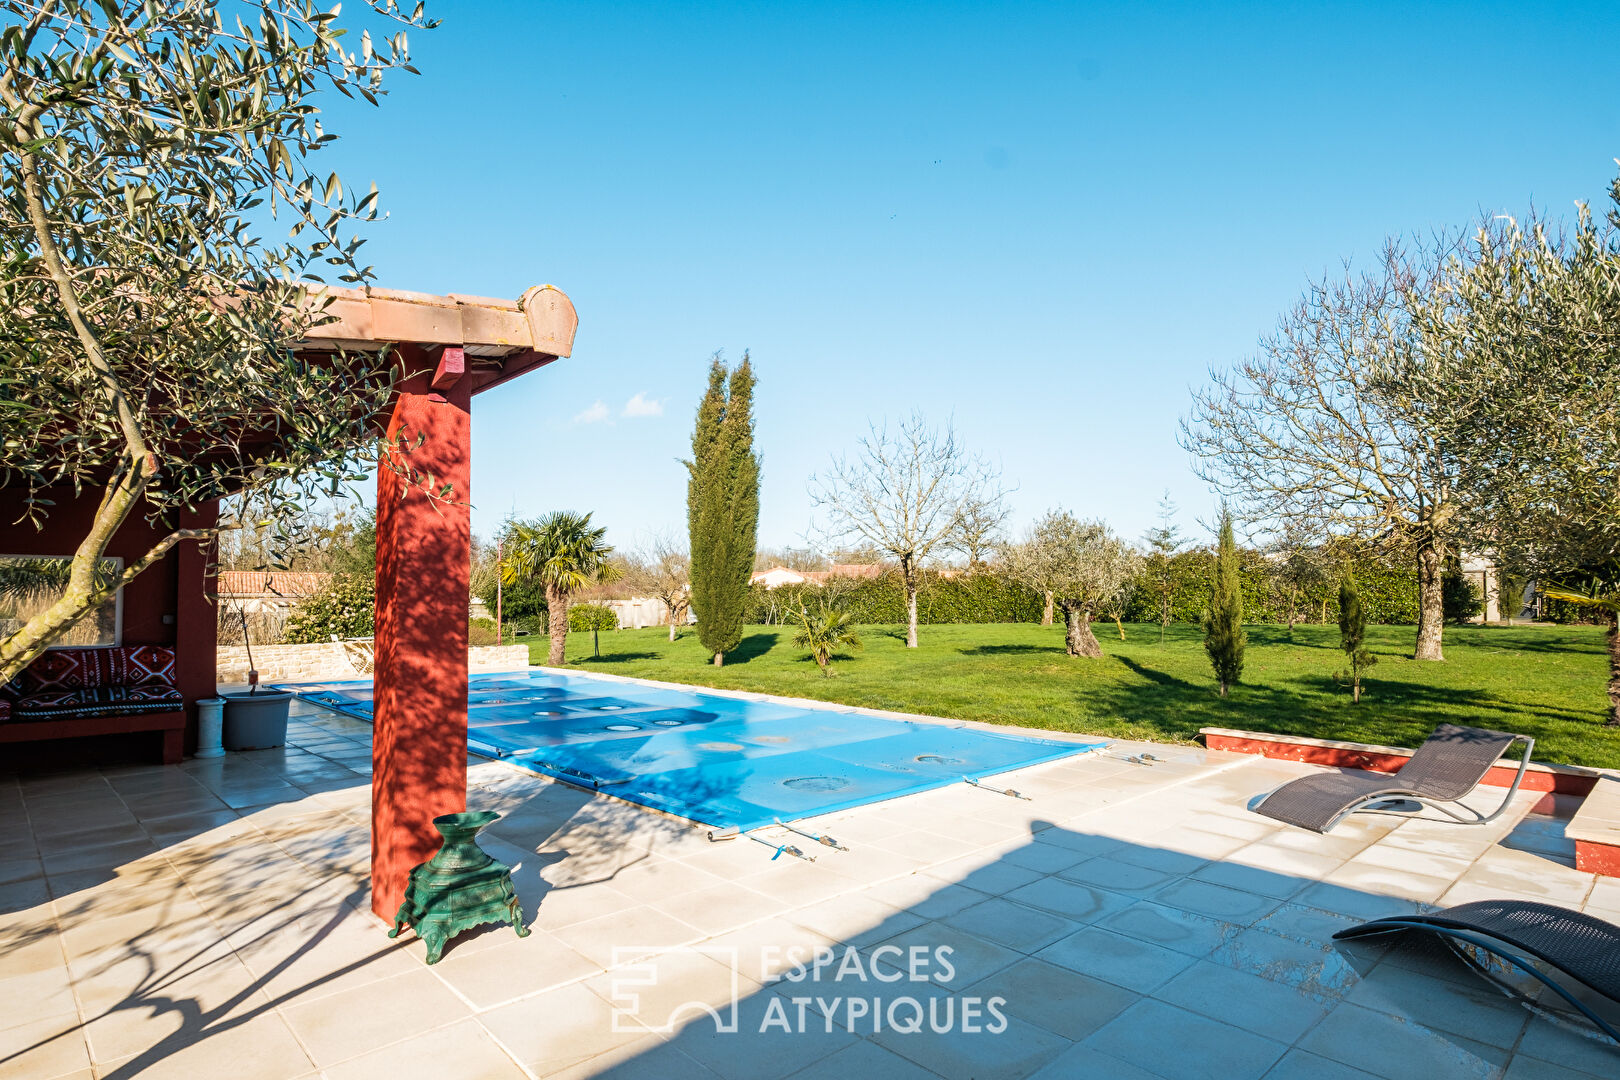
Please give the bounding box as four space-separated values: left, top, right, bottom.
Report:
222 690 292 750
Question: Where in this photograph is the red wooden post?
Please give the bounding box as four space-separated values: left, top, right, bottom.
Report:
371 346 472 919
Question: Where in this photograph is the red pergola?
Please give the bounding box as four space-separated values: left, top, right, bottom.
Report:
299 283 578 918
0 281 576 923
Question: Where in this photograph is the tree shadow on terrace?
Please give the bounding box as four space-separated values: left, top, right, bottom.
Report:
0 704 720 1078
582 813 1618 1079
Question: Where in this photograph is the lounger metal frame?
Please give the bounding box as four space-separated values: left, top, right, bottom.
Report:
1255 730 1535 833
1335 907 1620 1044
1352 733 1535 829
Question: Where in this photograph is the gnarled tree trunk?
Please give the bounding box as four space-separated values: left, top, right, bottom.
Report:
1041 590 1054 626
1061 602 1103 658
1413 540 1445 661
546 584 568 666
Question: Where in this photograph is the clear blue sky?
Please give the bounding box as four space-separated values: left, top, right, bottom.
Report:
319 0 1620 553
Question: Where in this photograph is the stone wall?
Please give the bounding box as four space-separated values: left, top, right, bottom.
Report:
217 643 530 685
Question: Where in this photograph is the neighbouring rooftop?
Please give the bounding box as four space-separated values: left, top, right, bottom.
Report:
2 689 1617 1080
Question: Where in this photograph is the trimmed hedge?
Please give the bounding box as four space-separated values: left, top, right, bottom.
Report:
741 550 1423 628
1120 549 1421 626
744 572 1043 626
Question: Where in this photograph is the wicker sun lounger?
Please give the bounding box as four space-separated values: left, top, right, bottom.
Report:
1253 723 1534 833
1335 900 1620 1043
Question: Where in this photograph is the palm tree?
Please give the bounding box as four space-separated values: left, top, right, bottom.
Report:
793 603 862 676
500 512 620 667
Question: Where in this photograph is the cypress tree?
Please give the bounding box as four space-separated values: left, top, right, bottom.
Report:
1204 510 1246 696
1338 577 1377 703
686 354 760 665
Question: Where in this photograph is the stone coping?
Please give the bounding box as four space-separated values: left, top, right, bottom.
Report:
1569 775 1620 875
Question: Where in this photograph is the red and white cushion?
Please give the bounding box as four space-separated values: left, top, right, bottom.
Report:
22 645 177 692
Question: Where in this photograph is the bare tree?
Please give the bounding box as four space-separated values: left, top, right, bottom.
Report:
809 413 986 648
1181 244 1459 661
948 460 1013 569
635 533 693 642
754 547 830 572
1006 512 1141 657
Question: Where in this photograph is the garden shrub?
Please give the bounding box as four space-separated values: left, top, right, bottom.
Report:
567 603 618 631
282 575 375 643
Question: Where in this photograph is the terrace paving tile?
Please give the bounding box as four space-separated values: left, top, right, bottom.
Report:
321 1018 527 1080
7 685 1615 1078
962 955 1139 1041
1298 1001 1510 1080
1003 876 1134 923
777 1040 940 1080
1096 899 1239 957
659 993 859 1080
1056 854 1183 897
1154 958 1335 1043
429 926 599 1008
1083 998 1288 1080
943 897 1081 953
1262 1048 1386 1080
551 904 705 968
1037 924 1199 993
1513 1014 1620 1078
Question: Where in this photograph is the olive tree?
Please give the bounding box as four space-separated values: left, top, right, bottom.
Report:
1009 511 1140 658
1182 245 1460 661
0 0 434 683
809 413 990 648
1398 195 1620 722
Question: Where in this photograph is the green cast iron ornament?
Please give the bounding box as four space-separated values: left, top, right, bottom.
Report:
388 810 529 964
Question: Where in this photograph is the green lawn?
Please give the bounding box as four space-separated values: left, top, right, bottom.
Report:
526 621 1619 769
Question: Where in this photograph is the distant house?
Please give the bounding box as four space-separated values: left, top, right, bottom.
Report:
749 563 885 589
214 570 331 616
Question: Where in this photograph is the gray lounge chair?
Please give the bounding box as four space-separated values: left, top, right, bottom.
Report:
1253 723 1533 833
1335 900 1620 1043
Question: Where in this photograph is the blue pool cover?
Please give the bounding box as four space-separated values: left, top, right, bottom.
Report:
276 671 1104 832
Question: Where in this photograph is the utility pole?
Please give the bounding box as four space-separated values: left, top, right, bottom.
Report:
495 537 504 645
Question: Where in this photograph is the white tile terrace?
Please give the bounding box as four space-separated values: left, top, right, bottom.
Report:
1 690 1616 1080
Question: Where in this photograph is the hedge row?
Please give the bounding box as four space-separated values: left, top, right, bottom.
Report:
1121 549 1422 625
742 550 1424 627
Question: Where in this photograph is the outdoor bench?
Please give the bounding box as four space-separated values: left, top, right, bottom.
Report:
0 645 186 763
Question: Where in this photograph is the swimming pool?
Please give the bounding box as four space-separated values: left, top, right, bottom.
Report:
279 670 1106 833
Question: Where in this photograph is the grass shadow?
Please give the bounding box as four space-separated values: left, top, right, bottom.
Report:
724 631 782 664
958 643 1066 656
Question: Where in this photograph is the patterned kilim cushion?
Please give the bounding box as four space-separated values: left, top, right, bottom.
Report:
21 645 177 692
110 646 177 688
13 685 183 721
